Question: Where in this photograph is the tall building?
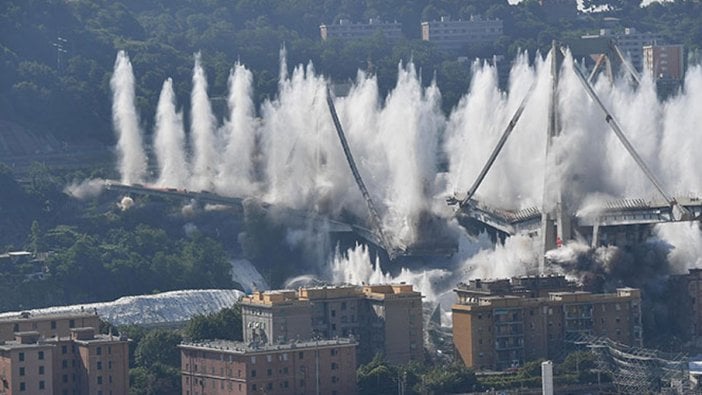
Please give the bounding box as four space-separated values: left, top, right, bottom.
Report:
643 44 684 80
421 16 503 53
179 338 357 395
240 284 423 364
0 312 129 395
453 278 642 371
320 18 403 42
669 269 702 338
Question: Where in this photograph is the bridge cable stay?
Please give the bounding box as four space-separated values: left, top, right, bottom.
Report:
325 87 394 256
610 42 642 86
568 50 689 218
458 81 537 208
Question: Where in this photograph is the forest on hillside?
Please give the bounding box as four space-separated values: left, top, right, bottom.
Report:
1 0 701 144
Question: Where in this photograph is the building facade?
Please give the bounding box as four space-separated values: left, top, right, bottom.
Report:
179 339 357 395
320 19 403 42
453 279 642 371
421 16 502 53
0 312 128 395
582 28 661 71
240 284 423 364
643 44 684 80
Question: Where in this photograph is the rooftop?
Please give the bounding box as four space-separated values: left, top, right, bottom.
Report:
179 338 357 355
0 309 98 323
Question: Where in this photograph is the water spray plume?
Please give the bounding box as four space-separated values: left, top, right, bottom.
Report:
190 52 219 191
110 51 147 184
154 78 189 187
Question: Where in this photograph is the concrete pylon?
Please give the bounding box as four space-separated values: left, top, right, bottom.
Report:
539 41 571 274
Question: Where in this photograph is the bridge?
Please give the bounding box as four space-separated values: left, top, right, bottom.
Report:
450 41 702 272
104 43 701 264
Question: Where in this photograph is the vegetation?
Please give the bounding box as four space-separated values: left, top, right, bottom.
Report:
183 305 243 341
2 0 701 142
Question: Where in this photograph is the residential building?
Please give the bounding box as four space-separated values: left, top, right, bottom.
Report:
421 16 503 53
669 269 702 338
0 312 129 395
0 310 100 341
455 275 578 304
643 44 684 80
320 18 403 42
179 338 357 395
241 284 423 364
581 28 661 71
453 278 642 371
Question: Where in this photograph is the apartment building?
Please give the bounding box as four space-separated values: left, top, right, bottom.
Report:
179 338 357 395
320 18 403 42
0 310 100 341
421 16 502 53
240 284 423 364
643 44 684 80
0 312 129 395
453 278 642 371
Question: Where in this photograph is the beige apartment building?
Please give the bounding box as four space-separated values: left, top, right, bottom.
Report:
0 312 128 395
179 338 357 395
453 277 642 371
240 284 423 364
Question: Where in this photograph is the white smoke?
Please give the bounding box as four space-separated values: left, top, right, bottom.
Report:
110 51 147 184
330 244 449 302
106 49 702 286
64 179 105 200
216 63 258 196
654 222 702 273
153 78 189 187
189 53 219 191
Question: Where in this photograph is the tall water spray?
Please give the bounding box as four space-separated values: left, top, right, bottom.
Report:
110 51 147 184
215 63 257 196
189 53 219 191
153 78 189 187
110 49 702 297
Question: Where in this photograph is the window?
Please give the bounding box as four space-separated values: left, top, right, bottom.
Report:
341 302 347 310
38 351 44 360
266 355 272 363
19 367 25 376
251 370 256 377
267 383 273 390
109 375 112 384
331 362 338 370
267 368 272 376
108 346 112 354
13 324 19 332
97 361 102 370
108 361 112 369
63 374 68 383
39 381 45 390
97 376 102 385
62 345 67 354
19 352 24 362
19 382 25 391
252 384 257 391
284 381 289 388
331 310 336 317
283 367 288 374
51 321 57 329
39 366 44 375
298 351 304 359
331 348 338 356
97 347 102 355
69 320 75 328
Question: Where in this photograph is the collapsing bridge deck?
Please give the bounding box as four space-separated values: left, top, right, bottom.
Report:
455 195 702 246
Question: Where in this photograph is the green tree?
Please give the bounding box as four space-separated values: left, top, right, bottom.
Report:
417 363 479 395
357 355 398 395
184 305 243 341
134 330 182 368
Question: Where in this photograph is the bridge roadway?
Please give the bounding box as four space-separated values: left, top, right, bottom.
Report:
455 194 702 246
103 180 386 251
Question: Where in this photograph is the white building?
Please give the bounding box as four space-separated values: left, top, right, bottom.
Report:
320 18 403 42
